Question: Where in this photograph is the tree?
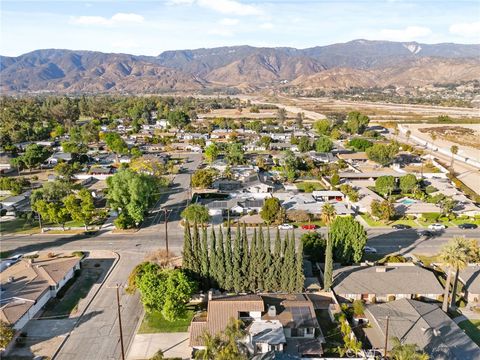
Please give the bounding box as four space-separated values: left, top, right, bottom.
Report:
204 143 219 163
345 111 369 134
450 145 458 168
371 199 396 221
315 136 333 152
32 200 70 230
107 169 158 229
440 197 456 216
375 175 396 197
313 119 331 135
167 110 190 128
181 204 210 224
104 133 128 162
440 237 474 311
61 140 88 154
225 143 245 165
297 136 312 153
390 337 430 360
366 143 399 166
20 144 50 172
192 168 217 189
329 216 367 264
301 232 325 263
0 320 15 349
330 172 340 188
260 197 282 225
399 174 418 194
64 189 96 230
130 156 167 178
322 203 336 291
347 138 372 151
258 136 272 150
182 220 194 273
54 161 78 182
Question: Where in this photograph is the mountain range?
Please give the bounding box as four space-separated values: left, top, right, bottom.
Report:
1 40 479 94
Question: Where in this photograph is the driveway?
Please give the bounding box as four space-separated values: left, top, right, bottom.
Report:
127 333 191 360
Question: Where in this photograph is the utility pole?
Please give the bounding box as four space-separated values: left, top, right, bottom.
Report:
116 285 125 360
384 316 390 359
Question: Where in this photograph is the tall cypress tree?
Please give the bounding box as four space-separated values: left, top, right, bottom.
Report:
240 222 250 288
324 235 334 291
295 235 304 292
248 228 258 292
288 231 298 292
280 232 291 292
200 225 209 289
216 226 226 290
182 219 194 272
256 225 266 291
269 228 282 292
209 226 218 288
264 227 274 292
191 221 200 276
224 224 233 291
232 223 242 293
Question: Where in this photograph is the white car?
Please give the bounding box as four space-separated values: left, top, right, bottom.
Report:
278 224 294 230
428 223 446 231
364 246 377 254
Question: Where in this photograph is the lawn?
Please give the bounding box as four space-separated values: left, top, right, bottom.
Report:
360 214 388 227
391 219 420 228
414 254 442 267
0 218 40 235
139 306 196 333
296 181 325 192
458 320 480 346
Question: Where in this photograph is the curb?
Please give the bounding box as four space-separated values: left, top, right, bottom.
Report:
51 251 121 360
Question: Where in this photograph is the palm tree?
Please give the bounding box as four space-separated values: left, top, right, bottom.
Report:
450 145 459 168
390 337 429 360
440 237 471 312
322 203 337 291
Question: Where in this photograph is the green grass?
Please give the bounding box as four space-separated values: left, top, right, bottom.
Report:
139 307 196 333
458 320 480 346
360 214 388 227
295 181 325 192
451 219 480 226
0 218 40 234
415 254 442 267
391 219 420 228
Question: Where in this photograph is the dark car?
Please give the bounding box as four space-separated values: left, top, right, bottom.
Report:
459 223 478 230
418 230 434 237
392 224 412 230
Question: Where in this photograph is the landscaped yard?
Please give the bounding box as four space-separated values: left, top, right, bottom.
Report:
315 310 344 356
458 320 480 346
360 214 388 227
139 306 196 333
296 181 325 192
0 218 40 235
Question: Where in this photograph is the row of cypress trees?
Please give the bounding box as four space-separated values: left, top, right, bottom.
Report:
182 221 304 293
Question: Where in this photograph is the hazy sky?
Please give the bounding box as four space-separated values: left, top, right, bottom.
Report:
1 0 479 56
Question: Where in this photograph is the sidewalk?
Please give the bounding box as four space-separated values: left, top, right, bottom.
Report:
127 333 191 360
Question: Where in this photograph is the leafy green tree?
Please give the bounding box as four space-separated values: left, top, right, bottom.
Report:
181 204 210 224
61 141 88 154
107 169 159 228
330 172 340 187
390 337 430 360
347 138 373 151
32 200 70 230
315 136 333 152
0 320 15 349
104 133 128 162
375 175 396 197
21 144 50 172
192 168 217 189
258 136 272 150
371 199 396 221
399 174 418 194
225 143 245 165
366 143 399 166
130 156 167 178
54 161 78 182
313 119 331 135
260 197 282 225
297 136 312 152
345 111 369 134
329 216 367 264
204 143 219 163
64 189 96 230
167 110 190 129
301 232 325 263
182 220 194 273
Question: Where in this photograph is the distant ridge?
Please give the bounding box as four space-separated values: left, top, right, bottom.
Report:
1 39 479 94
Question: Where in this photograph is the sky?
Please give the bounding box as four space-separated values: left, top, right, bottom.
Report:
1 0 479 56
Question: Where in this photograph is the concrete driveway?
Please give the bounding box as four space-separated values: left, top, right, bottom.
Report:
127 333 191 360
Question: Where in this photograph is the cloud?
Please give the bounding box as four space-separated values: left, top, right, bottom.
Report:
197 0 262 16
260 22 273 30
220 18 239 26
449 21 480 38
379 26 432 41
71 13 144 26
208 28 234 37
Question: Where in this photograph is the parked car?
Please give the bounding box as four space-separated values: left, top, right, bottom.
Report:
278 224 294 230
364 246 377 254
459 223 478 230
428 223 446 231
301 224 317 230
392 224 412 230
417 230 434 237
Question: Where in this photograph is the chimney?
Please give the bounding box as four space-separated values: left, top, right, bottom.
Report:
268 305 276 317
208 290 213 301
376 267 388 272
8 276 14 283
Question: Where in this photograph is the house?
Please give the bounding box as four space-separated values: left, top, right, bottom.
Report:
46 152 73 165
277 194 354 216
0 153 15 173
312 190 345 202
242 173 275 193
339 170 407 180
212 178 242 191
189 294 323 357
458 265 480 306
364 299 480 359
0 253 81 330
0 191 31 216
394 201 442 219
308 152 337 164
337 152 369 164
333 264 443 303
354 185 385 213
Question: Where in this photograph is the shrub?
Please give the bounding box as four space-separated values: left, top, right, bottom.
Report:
421 212 441 222
425 185 438 194
352 300 365 316
387 295 396 301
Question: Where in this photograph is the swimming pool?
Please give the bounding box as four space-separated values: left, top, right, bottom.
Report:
400 198 416 205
